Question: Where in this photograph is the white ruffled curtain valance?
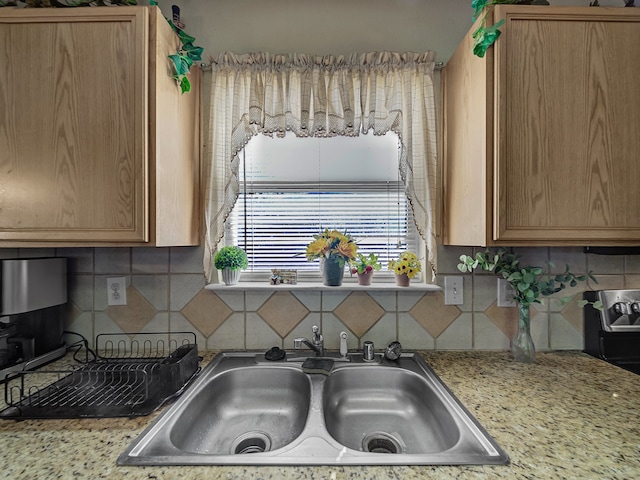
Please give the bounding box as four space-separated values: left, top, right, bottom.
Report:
204 51 438 282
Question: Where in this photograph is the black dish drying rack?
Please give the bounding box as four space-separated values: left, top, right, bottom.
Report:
0 332 200 419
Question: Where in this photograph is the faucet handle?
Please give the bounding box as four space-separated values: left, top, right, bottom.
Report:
339 331 348 358
363 340 375 362
312 325 322 343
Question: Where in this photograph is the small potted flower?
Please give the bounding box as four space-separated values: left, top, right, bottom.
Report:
214 246 248 285
388 251 422 286
350 253 382 286
306 229 358 286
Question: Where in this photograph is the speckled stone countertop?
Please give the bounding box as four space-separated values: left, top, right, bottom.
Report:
0 351 638 480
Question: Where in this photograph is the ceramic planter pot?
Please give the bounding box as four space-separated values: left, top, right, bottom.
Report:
357 271 373 286
395 273 410 287
221 268 241 286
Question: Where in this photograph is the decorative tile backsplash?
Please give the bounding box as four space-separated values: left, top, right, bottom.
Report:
0 244 634 352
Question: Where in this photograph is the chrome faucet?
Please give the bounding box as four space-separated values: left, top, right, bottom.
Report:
294 325 324 357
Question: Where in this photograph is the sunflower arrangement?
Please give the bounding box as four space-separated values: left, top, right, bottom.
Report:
305 229 358 268
388 251 422 279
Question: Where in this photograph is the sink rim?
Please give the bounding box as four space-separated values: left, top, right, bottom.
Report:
118 351 510 466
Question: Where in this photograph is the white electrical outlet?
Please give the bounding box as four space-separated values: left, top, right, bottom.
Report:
444 276 464 305
107 277 127 306
497 278 516 307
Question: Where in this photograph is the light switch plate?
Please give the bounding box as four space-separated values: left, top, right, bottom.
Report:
107 277 127 306
444 276 464 305
497 278 516 307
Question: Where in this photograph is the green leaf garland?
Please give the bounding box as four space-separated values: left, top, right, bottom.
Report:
470 0 518 57
151 0 202 94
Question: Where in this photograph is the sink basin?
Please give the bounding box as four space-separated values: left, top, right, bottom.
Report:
118 352 509 466
170 367 310 454
323 367 460 454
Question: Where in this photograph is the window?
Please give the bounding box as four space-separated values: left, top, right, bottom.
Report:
225 132 419 281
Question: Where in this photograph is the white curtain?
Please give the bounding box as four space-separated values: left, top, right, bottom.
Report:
203 51 438 282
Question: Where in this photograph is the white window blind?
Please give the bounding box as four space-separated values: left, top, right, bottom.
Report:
225 133 419 280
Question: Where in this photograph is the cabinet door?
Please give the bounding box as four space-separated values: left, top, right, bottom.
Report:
494 8 640 243
0 8 148 243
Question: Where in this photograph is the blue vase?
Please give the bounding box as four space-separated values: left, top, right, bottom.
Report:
322 256 345 286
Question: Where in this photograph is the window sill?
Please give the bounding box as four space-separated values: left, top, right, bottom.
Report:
205 282 442 292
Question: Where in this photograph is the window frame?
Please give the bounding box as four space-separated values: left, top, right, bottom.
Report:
223 134 423 284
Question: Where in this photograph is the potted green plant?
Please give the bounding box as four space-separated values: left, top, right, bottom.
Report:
306 229 358 286
457 248 599 362
214 246 248 285
350 253 382 286
388 251 422 287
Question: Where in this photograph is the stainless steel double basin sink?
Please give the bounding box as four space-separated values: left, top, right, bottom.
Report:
118 352 509 466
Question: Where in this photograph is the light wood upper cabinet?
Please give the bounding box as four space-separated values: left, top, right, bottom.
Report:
443 6 640 247
0 6 200 246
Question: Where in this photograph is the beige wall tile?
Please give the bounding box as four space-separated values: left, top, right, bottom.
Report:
246 313 281 349
625 275 640 289
472 275 497 312
473 313 510 350
133 275 169 311
181 290 232 337
550 313 583 350
550 247 587 275
588 254 625 275
132 247 169 274
437 245 470 274
208 313 246 350
63 312 94 348
171 312 207 351
435 313 473 350
258 291 309 337
215 290 246 311
169 274 206 310
625 255 640 274
291 291 322 312
321 313 355 349
397 291 426 311
590 275 625 291
398 314 435 350
95 248 130 275
333 292 385 337
363 313 398 348
105 286 156 334
169 246 204 273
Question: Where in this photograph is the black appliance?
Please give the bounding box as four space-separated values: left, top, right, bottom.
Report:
584 289 640 375
0 257 67 377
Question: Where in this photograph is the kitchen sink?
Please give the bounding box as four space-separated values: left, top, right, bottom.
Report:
170 367 310 454
322 367 460 454
118 352 509 466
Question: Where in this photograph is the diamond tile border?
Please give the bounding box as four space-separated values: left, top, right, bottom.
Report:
257 291 310 337
181 290 232 337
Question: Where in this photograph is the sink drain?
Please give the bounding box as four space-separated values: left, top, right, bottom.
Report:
362 432 404 454
230 432 272 455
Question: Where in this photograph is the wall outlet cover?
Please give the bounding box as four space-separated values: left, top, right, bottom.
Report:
497 278 516 307
107 277 127 306
444 275 464 305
